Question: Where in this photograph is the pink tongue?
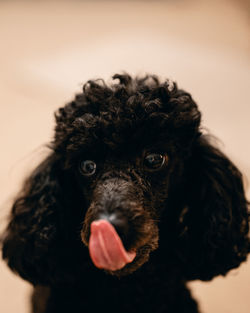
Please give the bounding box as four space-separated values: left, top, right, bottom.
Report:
89 219 136 271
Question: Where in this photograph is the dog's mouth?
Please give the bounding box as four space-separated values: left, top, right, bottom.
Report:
89 219 136 271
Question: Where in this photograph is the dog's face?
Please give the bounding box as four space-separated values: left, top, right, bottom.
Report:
77 142 174 276
54 75 201 276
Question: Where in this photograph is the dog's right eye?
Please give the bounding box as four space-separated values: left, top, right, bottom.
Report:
79 160 96 176
143 153 167 171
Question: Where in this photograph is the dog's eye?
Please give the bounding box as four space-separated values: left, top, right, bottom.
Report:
144 153 167 171
79 160 96 176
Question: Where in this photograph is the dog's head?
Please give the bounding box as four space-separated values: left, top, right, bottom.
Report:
53 74 201 276
2 74 249 284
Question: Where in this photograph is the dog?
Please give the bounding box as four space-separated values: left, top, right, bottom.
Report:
2 74 249 313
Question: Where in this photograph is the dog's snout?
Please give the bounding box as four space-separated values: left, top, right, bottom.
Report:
88 177 142 247
96 211 129 241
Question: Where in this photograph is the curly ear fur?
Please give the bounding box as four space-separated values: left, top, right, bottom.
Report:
2 153 86 285
174 136 250 281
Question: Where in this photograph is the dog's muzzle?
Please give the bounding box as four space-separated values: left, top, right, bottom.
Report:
82 177 143 271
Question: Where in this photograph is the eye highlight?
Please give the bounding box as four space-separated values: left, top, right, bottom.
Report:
143 153 167 171
79 160 96 176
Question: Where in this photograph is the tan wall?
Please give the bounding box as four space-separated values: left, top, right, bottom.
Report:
0 1 249 312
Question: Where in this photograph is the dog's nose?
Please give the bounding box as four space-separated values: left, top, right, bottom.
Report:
96 212 129 242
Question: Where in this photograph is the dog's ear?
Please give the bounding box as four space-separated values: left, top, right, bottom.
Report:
175 135 250 281
1 153 85 285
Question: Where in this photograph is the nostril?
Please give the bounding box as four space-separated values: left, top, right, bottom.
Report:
95 212 129 243
110 214 129 239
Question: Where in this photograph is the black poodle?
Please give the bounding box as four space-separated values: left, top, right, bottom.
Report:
2 74 249 313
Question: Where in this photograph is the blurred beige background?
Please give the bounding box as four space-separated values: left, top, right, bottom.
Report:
0 0 249 312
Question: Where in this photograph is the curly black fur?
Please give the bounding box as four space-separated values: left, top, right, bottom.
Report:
2 74 249 313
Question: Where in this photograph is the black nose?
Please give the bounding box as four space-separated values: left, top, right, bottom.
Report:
96 212 129 242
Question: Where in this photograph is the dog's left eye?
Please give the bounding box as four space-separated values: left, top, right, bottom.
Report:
79 160 96 176
144 153 167 171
